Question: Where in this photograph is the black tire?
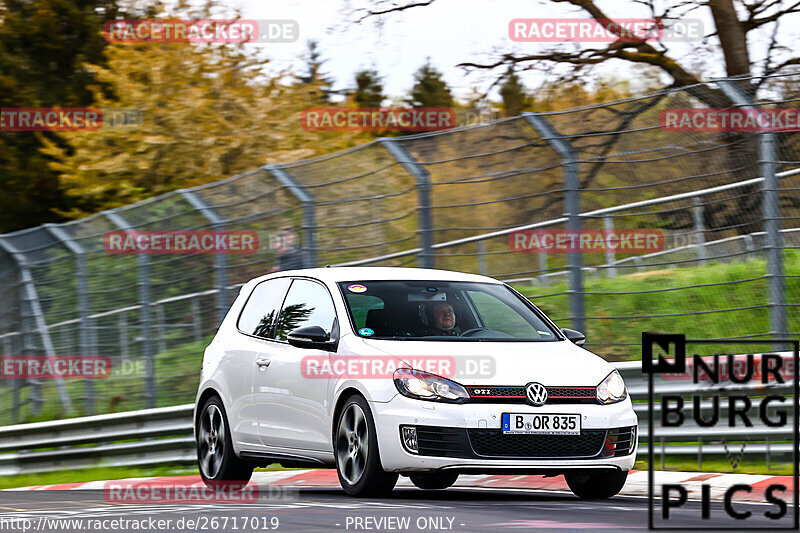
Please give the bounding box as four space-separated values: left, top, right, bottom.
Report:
196 396 253 489
565 470 628 499
334 395 398 497
409 472 459 490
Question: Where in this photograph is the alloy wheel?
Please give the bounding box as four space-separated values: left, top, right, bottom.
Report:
336 403 370 485
198 404 225 479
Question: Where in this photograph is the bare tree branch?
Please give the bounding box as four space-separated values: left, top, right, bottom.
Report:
767 56 800 74
354 0 437 23
743 0 800 30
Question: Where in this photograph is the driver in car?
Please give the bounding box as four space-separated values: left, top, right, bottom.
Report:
427 302 459 336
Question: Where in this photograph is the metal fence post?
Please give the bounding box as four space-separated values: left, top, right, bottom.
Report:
603 216 617 277
0 237 74 414
2 333 22 422
177 190 230 325
155 303 167 354
266 165 318 269
105 212 156 409
191 297 202 343
477 240 488 276
539 252 549 287
44 224 94 414
698 437 703 469
692 197 707 265
0 335 17 423
379 138 435 269
119 313 129 360
524 113 585 333
718 81 787 341
744 234 755 256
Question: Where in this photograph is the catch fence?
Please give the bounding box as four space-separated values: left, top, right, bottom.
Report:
0 73 798 422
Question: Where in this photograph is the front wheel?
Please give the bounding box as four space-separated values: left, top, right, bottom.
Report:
409 472 459 490
197 396 253 488
565 470 627 499
335 395 398 497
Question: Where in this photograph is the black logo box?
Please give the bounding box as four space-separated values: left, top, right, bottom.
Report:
643 334 800 530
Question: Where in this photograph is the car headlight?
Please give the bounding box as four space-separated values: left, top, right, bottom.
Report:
597 369 627 404
393 368 469 403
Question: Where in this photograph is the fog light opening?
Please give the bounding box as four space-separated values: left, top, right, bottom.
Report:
603 438 616 457
401 426 418 453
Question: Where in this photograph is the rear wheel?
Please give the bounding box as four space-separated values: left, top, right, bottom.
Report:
565 470 627 499
335 395 398 497
409 472 459 490
197 396 253 488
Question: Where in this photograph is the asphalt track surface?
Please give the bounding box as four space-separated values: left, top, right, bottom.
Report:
0 486 790 533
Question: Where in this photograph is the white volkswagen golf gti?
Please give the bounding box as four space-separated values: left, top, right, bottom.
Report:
194 267 637 498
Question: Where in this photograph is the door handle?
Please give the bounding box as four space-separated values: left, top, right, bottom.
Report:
256 358 271 369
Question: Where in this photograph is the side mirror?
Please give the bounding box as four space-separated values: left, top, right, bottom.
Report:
287 325 336 350
561 328 586 347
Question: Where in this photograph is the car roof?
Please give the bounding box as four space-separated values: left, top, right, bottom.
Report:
249 266 502 286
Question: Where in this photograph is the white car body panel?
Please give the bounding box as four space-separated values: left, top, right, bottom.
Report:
195 267 638 473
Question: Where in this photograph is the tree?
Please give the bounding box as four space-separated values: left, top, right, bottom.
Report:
296 39 335 103
0 0 118 232
408 60 453 107
356 0 800 102
41 38 361 217
352 69 385 107
499 66 529 117
354 0 800 237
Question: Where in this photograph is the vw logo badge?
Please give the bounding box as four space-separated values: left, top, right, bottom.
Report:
526 382 548 406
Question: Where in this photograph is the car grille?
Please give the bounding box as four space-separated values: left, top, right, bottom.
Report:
465 385 599 404
410 425 636 460
467 428 606 458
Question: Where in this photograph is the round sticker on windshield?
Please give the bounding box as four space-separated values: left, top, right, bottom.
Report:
358 328 374 336
348 284 367 293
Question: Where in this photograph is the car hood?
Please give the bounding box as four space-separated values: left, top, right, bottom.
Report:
356 338 614 387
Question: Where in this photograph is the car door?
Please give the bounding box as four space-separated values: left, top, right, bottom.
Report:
231 277 291 448
255 277 337 451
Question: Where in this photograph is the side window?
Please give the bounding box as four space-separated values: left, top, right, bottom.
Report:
275 279 337 341
237 278 291 339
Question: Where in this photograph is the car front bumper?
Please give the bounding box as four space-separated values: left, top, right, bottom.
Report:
371 393 638 473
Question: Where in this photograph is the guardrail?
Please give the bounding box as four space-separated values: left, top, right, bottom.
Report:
0 360 793 475
0 405 195 476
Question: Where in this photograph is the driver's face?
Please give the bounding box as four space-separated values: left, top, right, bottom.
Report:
433 303 456 330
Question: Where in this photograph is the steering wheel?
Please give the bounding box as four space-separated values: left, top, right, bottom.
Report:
459 327 490 337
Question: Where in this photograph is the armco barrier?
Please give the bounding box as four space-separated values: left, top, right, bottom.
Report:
0 359 793 475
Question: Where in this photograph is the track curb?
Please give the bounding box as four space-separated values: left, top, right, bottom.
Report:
4 469 791 503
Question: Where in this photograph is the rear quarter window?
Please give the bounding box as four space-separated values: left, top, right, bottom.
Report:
237 277 291 338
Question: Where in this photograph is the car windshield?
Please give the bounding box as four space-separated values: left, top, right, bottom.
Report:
337 280 559 341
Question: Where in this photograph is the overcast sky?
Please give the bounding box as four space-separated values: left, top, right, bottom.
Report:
228 0 799 102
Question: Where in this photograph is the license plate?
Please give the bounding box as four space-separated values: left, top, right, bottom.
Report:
502 413 580 435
